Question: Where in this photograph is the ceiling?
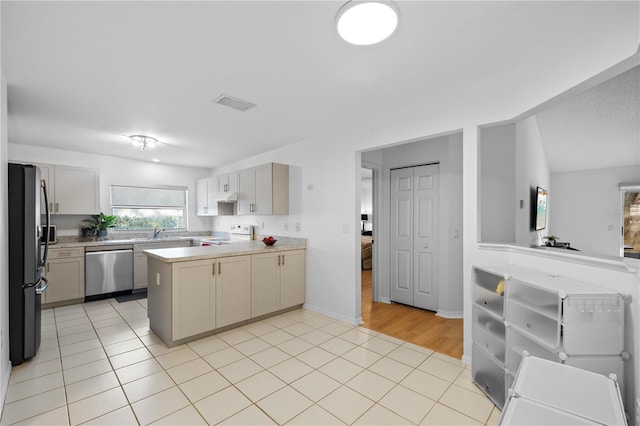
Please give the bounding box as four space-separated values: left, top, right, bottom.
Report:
535 66 639 173
2 1 639 169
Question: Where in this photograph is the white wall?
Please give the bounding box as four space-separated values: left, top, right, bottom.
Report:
479 124 516 243
0 66 11 414
551 165 640 256
8 144 214 235
515 115 550 245
213 134 362 323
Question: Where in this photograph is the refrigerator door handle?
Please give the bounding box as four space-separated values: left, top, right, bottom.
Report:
35 277 48 295
41 179 50 266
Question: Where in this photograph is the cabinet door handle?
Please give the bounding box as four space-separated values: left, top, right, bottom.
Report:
277 255 280 266
282 254 285 266
46 263 49 273
55 202 59 212
218 262 221 275
212 262 216 276
49 202 53 212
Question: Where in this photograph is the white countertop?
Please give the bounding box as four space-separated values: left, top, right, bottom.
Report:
144 240 306 263
50 236 208 249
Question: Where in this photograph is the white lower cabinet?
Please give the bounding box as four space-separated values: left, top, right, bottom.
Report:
251 249 305 317
171 255 251 340
472 265 626 410
149 249 305 346
43 247 85 305
251 252 281 317
279 250 305 308
134 241 190 290
172 259 217 340
215 256 251 328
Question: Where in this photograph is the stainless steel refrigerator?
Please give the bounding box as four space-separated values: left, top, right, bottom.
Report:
8 163 50 365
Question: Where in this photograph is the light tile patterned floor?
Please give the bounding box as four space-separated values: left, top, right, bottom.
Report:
1 298 501 425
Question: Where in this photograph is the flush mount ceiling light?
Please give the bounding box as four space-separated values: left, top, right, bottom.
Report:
336 0 399 46
129 135 157 151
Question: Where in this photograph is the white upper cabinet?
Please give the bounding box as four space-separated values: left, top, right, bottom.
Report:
37 163 100 215
196 177 234 216
217 171 238 194
196 178 213 216
238 163 289 215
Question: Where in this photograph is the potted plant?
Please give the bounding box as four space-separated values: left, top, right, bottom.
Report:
83 212 117 240
543 235 559 246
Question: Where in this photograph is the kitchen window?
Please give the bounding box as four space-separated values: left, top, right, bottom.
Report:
110 185 187 230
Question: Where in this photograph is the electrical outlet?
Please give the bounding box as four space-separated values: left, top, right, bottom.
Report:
284 223 289 231
295 223 301 232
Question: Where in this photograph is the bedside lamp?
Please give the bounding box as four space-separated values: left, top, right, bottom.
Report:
361 214 369 234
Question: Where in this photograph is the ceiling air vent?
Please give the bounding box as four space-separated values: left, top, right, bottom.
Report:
213 94 257 112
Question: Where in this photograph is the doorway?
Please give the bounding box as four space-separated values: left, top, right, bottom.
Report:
390 163 439 311
359 133 464 358
623 189 640 258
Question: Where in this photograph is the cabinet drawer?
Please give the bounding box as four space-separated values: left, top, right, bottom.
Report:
506 328 558 376
472 344 506 410
507 299 560 349
472 305 506 363
48 247 84 259
562 295 625 356
472 268 505 318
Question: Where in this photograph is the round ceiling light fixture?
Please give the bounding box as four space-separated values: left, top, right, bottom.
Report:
129 135 158 151
336 1 399 46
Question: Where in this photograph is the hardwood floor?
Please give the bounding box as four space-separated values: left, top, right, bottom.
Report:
360 269 464 359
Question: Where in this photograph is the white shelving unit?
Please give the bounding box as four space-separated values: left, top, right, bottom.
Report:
471 265 512 409
500 355 627 425
472 265 626 410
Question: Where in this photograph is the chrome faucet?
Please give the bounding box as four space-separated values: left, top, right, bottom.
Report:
153 227 165 239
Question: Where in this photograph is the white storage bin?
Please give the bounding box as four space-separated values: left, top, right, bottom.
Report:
472 344 506 409
473 267 505 318
500 397 599 425
562 294 625 355
508 355 626 426
473 305 506 363
506 328 557 376
507 279 559 319
507 299 560 350
565 355 625 398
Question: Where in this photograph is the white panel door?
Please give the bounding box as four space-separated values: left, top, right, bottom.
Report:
390 168 414 306
390 164 439 311
413 164 439 310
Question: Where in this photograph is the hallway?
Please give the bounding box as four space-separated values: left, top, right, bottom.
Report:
361 270 464 359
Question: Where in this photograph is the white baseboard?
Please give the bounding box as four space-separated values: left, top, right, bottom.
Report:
302 303 362 326
461 353 472 366
436 310 463 319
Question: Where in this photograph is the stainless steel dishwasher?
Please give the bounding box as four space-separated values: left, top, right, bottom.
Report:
85 244 133 299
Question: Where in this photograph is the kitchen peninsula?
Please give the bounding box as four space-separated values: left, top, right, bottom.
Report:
145 239 306 347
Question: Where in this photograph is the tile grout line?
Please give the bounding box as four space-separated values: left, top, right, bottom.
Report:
5 301 495 426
